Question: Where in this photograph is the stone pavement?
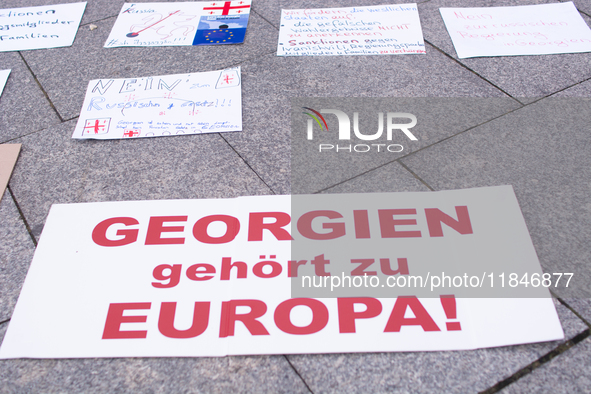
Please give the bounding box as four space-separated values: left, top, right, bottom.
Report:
1 0 591 392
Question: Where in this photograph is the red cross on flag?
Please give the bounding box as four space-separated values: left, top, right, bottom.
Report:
83 118 111 135
203 0 251 15
215 68 241 89
123 129 141 138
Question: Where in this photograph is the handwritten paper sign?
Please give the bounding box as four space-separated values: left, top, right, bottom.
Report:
72 68 242 140
0 69 10 97
0 187 564 359
277 4 425 56
105 1 252 48
440 2 591 58
0 3 86 52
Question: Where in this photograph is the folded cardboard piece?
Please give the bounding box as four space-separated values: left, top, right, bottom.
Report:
0 144 21 201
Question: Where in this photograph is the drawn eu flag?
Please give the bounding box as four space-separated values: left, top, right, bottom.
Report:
193 14 249 45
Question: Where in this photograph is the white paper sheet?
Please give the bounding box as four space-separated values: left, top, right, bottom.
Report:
0 3 86 52
72 67 242 140
105 1 252 48
440 2 591 58
0 187 564 359
277 4 425 56
0 69 10 96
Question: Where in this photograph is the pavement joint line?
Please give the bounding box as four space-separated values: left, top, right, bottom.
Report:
398 161 435 191
315 98 531 193
313 159 434 194
17 51 64 123
547 75 591 98
217 133 277 195
423 39 517 100
283 355 315 394
78 15 118 28
7 186 37 247
0 318 10 326
0 124 59 144
478 328 591 394
63 116 80 123
251 9 280 31
395 97 537 163
222 49 277 72
555 296 591 329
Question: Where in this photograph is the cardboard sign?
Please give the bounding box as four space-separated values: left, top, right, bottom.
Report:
72 68 242 140
0 144 21 201
277 4 425 56
0 186 564 359
0 3 86 52
440 2 591 58
105 1 252 48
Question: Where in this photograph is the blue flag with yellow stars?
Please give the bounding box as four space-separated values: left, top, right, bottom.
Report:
193 14 249 45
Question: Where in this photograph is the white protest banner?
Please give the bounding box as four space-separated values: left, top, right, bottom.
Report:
277 4 425 56
440 2 591 59
72 68 242 140
0 3 86 52
0 186 564 359
105 1 252 48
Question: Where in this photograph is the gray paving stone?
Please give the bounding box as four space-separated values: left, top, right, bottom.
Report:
552 77 591 96
289 97 520 194
225 49 512 195
20 10 278 120
0 191 35 323
501 335 591 394
401 97 591 299
8 120 272 240
572 0 591 17
1 0 125 26
0 52 60 143
321 161 431 194
419 0 591 98
286 300 587 394
0 323 310 394
560 298 591 326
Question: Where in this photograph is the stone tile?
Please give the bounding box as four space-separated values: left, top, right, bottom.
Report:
401 97 591 299
289 97 518 194
501 335 591 394
0 52 60 143
8 120 272 239
225 50 513 194
0 192 35 322
560 298 591 326
21 11 278 120
572 0 591 17
1 0 125 26
321 161 431 194
286 300 587 393
552 78 591 96
0 323 309 394
419 0 591 98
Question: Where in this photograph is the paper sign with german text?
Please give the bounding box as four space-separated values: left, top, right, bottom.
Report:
0 186 564 358
0 3 86 52
72 68 242 140
277 4 425 56
440 2 591 58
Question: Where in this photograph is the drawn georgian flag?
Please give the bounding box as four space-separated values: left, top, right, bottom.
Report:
83 118 110 135
215 69 241 88
203 1 251 15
